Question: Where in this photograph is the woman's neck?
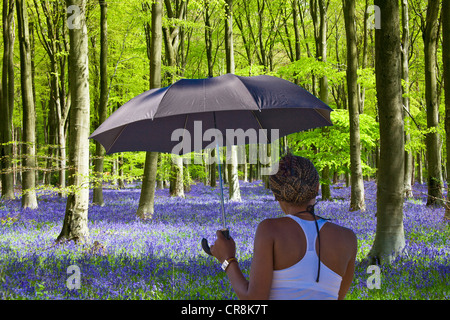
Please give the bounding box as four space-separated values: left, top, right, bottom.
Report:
281 201 317 220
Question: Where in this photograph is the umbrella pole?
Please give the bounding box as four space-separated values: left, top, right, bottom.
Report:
216 143 227 231
201 115 230 256
213 111 229 237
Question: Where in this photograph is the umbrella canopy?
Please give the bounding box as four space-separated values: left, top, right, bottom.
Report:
90 73 333 256
89 73 332 155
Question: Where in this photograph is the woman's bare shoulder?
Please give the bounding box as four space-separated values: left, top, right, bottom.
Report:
255 216 295 237
257 216 290 227
324 221 357 246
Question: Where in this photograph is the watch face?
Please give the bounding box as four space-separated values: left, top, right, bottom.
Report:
221 260 229 271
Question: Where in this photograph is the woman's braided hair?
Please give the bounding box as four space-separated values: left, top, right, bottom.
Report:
269 152 319 205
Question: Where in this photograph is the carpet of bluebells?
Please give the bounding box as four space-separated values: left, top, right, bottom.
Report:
0 180 449 300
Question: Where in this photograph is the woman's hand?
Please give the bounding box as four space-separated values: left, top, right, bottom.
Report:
210 229 236 263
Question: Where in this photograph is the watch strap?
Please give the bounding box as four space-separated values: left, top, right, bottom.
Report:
221 257 237 271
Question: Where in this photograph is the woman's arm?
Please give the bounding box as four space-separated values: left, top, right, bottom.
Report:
211 219 274 300
337 230 358 300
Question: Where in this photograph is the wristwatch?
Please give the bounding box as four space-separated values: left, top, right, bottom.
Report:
221 257 237 271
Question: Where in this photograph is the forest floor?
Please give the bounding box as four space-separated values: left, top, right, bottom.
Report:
0 180 449 300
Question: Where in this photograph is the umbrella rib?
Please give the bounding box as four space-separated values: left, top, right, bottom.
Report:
106 124 128 154
251 111 270 144
314 108 332 123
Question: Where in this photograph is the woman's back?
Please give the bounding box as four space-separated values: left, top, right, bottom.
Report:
268 214 357 300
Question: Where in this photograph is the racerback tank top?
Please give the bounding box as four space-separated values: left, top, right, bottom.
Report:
269 214 342 300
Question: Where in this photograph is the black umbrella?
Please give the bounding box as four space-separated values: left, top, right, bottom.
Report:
89 73 333 254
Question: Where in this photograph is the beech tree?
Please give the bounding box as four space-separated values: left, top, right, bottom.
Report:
443 0 450 219
164 0 185 198
343 0 365 211
17 0 38 209
1 0 15 200
368 0 406 263
136 0 162 219
224 0 241 202
57 0 91 243
92 0 108 206
311 0 331 201
422 0 443 207
401 0 413 199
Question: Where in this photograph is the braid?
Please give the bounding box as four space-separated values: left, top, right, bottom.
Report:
269 152 319 204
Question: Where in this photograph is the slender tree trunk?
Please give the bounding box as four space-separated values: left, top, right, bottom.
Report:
34 1 70 197
204 0 214 78
423 0 443 207
118 153 125 189
417 151 423 184
292 0 301 62
368 0 405 264
163 0 185 197
224 0 235 75
156 153 164 189
443 0 450 219
57 0 90 243
1 0 15 200
401 0 413 199
169 156 185 197
224 0 241 202
313 0 331 201
204 1 216 187
290 0 302 84
210 148 216 187
17 0 38 209
358 0 369 114
343 0 365 211
93 0 108 206
137 0 162 219
138 151 159 218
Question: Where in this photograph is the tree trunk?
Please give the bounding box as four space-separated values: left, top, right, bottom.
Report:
417 151 423 184
225 0 235 75
204 1 216 187
137 0 163 219
156 153 164 189
443 0 450 219
368 0 405 264
423 0 443 207
343 0 365 211
57 0 90 243
93 0 108 206
401 0 413 199
210 148 216 187
1 0 15 200
137 151 159 219
312 0 331 201
163 0 185 197
358 0 369 114
292 0 301 62
169 156 185 197
118 153 125 189
224 0 241 202
204 0 214 77
17 0 38 209
34 0 70 197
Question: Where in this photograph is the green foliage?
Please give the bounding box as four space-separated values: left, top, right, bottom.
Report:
287 109 379 177
278 57 346 88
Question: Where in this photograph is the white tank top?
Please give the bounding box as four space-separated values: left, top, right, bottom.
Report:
269 214 342 300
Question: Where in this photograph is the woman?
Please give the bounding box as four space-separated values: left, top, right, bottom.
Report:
210 153 357 300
